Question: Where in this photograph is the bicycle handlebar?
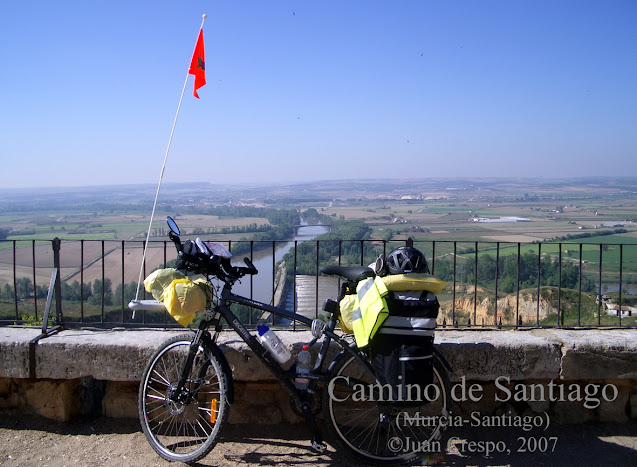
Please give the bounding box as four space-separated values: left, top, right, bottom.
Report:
169 232 258 284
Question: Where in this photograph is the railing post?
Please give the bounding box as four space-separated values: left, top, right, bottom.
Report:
516 242 520 328
578 243 583 326
558 243 562 327
536 243 541 326
598 244 603 326
473 242 478 328
52 237 63 325
32 240 38 320
293 240 298 329
101 241 106 322
619 244 623 326
12 240 18 320
271 240 276 310
316 240 320 318
80 240 84 321
121 240 125 323
495 242 500 326
452 242 457 320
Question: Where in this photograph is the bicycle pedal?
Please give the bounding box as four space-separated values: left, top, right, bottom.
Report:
311 440 327 453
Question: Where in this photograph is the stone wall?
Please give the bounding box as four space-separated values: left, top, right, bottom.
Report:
1 327 636 425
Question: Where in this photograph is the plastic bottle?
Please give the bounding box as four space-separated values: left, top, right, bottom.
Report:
294 345 312 390
257 325 292 365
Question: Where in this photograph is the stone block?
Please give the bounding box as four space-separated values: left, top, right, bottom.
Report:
0 379 20 409
550 397 597 424
217 331 325 383
560 348 637 381
23 379 81 422
34 330 185 381
547 329 637 380
102 381 139 419
0 328 38 379
597 381 630 423
438 331 562 382
228 381 300 424
220 341 276 382
630 391 637 419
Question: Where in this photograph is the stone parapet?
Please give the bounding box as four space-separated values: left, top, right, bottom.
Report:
0 327 636 424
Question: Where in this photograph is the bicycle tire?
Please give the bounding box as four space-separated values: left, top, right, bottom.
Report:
322 349 452 465
139 333 230 463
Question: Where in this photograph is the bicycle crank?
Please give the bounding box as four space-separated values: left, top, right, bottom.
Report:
289 393 321 418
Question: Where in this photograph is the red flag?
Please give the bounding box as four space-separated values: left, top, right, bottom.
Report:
189 29 206 98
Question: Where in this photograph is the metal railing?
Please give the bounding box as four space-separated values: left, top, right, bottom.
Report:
1 237 635 329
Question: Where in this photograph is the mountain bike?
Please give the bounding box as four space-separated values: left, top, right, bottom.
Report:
130 216 453 465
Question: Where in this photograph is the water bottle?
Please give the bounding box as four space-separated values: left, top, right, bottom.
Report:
294 345 312 390
257 325 292 365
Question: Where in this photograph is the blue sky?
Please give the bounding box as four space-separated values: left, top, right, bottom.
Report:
1 1 636 189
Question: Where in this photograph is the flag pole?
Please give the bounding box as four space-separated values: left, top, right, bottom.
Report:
133 14 207 309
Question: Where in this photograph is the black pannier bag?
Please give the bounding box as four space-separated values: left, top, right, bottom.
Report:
369 291 439 406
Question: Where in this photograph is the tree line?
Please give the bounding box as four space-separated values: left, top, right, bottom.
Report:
0 277 140 307
219 208 301 256
431 250 596 293
173 205 300 225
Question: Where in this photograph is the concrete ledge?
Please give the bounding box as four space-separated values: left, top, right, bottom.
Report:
1 327 636 424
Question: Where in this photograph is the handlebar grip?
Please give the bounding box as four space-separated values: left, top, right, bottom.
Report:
243 257 258 274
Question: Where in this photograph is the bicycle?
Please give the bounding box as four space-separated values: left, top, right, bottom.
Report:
130 216 453 465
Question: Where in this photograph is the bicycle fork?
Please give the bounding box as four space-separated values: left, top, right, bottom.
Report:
170 326 208 404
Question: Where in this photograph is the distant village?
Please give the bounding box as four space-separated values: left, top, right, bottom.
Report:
469 216 531 223
598 295 635 317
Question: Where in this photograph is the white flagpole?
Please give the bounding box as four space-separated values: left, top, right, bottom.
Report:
133 14 207 308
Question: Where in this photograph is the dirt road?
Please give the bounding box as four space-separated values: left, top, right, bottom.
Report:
1 412 636 466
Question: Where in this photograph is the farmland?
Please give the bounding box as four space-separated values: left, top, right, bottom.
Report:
1 177 637 326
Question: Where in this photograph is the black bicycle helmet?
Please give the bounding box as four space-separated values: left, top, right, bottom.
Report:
386 246 429 274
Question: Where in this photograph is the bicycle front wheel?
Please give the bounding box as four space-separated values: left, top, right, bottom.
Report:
322 350 451 465
139 334 230 463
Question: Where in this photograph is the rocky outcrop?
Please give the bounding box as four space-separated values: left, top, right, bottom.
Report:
440 288 556 326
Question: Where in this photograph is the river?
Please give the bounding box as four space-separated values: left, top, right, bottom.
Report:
230 223 336 319
596 283 637 295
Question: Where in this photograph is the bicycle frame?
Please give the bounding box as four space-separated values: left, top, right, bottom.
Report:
171 278 376 449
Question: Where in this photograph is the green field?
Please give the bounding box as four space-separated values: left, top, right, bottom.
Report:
457 234 637 277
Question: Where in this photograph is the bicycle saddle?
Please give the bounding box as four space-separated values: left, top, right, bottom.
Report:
320 265 375 282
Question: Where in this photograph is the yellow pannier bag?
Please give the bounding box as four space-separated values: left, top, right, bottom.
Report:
381 273 447 294
338 294 356 335
162 278 207 327
144 268 186 300
352 276 389 348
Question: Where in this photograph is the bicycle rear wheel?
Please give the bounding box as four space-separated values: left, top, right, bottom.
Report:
322 349 451 465
139 334 230 463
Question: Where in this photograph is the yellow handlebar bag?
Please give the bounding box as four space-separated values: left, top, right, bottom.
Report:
162 278 207 327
